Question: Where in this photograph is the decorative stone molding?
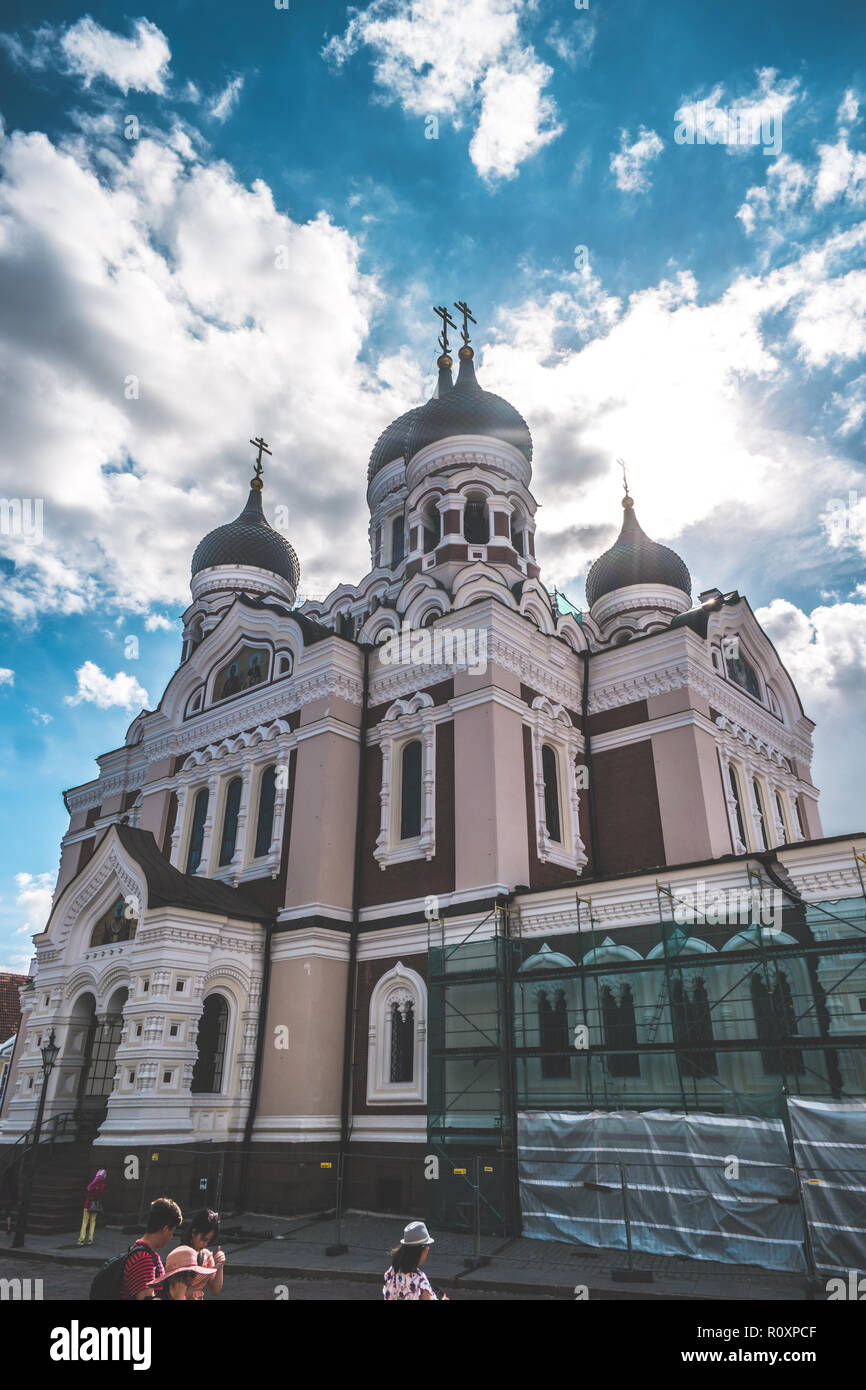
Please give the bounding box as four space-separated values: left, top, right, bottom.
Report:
528 697 588 871
366 962 427 1105
373 693 437 868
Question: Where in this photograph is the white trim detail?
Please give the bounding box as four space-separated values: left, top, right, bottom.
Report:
366 961 427 1105
373 693 437 868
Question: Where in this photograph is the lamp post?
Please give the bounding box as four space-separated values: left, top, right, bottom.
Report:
13 1028 60 1248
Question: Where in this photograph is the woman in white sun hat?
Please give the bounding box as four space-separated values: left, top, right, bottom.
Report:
382 1221 449 1301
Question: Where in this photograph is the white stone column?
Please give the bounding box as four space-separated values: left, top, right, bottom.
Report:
195 773 220 876
170 780 190 869
721 751 747 854
231 763 253 882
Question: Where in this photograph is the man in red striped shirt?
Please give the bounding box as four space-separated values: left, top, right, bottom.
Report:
122 1198 183 1301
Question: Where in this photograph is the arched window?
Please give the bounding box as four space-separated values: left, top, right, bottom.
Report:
510 514 524 556
191 994 229 1093
726 651 762 701
400 740 422 840
389 998 415 1083
774 791 789 842
793 796 806 838
186 788 209 874
752 778 768 849
218 777 242 866
728 765 747 848
751 972 804 1076
90 895 137 947
254 765 277 858
463 498 488 544
601 984 640 1077
671 978 716 1078
391 515 405 567
367 962 427 1103
542 744 561 843
539 988 570 1079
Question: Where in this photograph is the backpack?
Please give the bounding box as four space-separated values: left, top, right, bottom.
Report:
89 1241 157 1301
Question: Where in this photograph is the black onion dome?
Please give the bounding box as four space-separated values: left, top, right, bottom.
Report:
368 405 423 483
585 497 690 607
191 483 300 587
406 349 532 463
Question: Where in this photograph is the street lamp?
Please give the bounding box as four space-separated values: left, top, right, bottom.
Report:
12 1028 59 1247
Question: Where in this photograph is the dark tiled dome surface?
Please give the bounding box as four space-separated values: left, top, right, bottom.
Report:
406 353 532 463
191 485 300 587
585 500 690 607
368 406 423 482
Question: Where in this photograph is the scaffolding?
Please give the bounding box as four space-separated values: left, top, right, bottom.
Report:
425 854 866 1239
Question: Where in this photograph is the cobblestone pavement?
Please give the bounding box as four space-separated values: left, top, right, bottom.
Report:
0 1257 559 1300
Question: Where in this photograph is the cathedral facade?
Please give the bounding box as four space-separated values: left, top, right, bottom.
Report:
2 318 864 1223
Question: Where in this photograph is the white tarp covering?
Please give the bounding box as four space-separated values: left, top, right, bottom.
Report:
789 1096 866 1274
518 1109 807 1272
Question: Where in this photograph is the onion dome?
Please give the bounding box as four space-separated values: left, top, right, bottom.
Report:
367 355 455 483
405 346 532 463
191 476 300 588
585 494 690 608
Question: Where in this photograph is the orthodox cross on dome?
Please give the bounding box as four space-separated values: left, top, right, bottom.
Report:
454 299 476 348
249 435 271 485
433 304 457 356
617 457 631 499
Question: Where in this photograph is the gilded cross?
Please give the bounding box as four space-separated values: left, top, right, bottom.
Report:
454 299 476 348
433 304 457 355
249 436 272 479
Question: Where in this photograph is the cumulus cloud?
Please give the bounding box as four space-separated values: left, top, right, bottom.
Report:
1 16 171 95
675 68 801 157
208 75 244 124
144 613 176 631
469 52 563 183
610 127 664 193
13 871 54 937
29 707 53 725
0 114 422 621
65 662 150 712
0 669 13 687
323 0 566 180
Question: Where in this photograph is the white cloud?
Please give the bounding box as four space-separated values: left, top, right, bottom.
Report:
469 52 563 183
208 75 245 124
1 17 171 95
144 613 175 631
610 127 664 193
675 69 801 156
323 0 565 180
0 668 13 687
0 115 420 621
29 707 53 725
13 871 54 937
65 662 150 712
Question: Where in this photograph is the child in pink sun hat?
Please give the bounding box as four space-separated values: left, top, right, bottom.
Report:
148 1245 217 1301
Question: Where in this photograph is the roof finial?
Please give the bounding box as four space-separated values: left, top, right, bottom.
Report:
454 299 476 358
433 304 457 366
617 457 633 509
249 435 271 491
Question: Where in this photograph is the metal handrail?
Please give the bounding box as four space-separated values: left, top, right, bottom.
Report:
0 1109 81 1185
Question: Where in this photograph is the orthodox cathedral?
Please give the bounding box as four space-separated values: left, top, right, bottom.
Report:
2 305 864 1238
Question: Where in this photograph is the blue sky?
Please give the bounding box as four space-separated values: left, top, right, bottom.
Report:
0 0 864 968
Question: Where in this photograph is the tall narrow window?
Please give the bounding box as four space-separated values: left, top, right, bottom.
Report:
186 788 209 874
774 791 789 842
463 499 488 543
254 764 277 858
601 985 640 1078
218 777 242 866
793 796 806 838
539 989 570 1079
400 740 422 840
671 978 717 1078
728 765 747 847
752 778 768 849
391 515 404 567
191 994 229 1093
389 1000 414 1083
542 744 561 843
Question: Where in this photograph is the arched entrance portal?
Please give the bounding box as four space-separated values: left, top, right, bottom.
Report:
75 987 128 1131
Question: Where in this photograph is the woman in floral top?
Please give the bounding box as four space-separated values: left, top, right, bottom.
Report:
382 1222 448 1300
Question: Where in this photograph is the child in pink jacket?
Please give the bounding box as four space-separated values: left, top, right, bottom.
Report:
77 1168 107 1245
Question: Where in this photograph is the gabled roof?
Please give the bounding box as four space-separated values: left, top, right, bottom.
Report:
113 824 272 924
